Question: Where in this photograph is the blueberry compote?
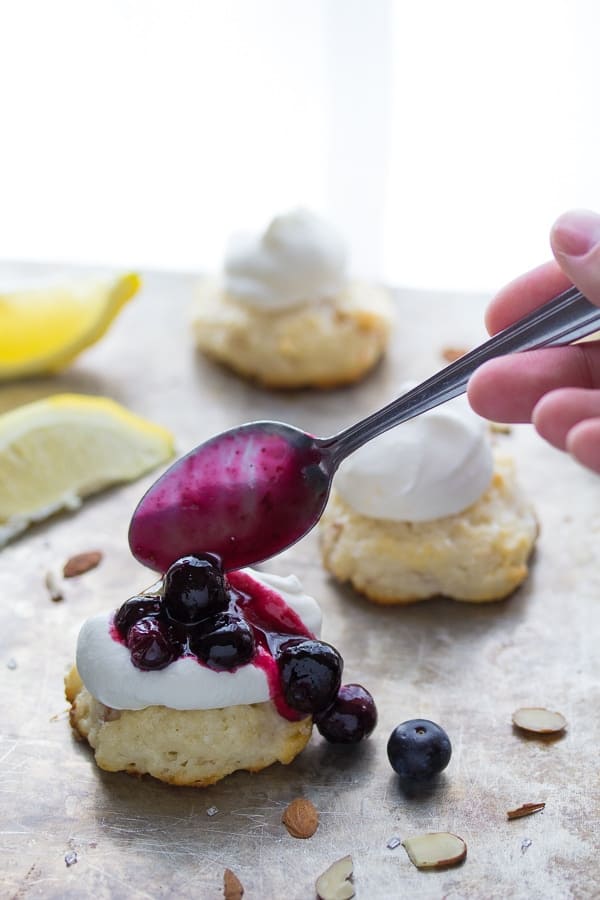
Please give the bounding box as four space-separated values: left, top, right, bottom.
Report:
276 639 343 714
127 617 175 670
163 554 227 624
315 683 378 744
111 554 350 722
188 612 255 669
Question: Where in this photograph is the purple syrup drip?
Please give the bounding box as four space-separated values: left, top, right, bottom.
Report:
228 570 315 640
129 424 333 572
228 572 315 719
109 618 125 645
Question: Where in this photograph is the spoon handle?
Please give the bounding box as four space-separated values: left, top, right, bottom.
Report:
324 285 600 463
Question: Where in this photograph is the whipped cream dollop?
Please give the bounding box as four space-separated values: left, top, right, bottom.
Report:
334 393 494 522
223 208 348 309
76 569 322 711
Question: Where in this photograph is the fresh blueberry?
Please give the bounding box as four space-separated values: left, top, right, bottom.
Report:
189 612 255 670
277 639 343 714
387 719 452 780
127 616 176 670
163 554 228 624
315 683 378 744
114 595 163 638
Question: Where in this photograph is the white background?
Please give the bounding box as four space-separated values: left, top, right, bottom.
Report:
0 0 598 292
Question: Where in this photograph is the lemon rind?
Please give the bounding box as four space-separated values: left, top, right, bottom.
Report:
0 272 141 379
0 393 174 547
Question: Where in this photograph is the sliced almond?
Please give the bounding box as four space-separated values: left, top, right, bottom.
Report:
402 832 467 869
63 550 103 578
223 868 244 900
45 570 64 602
316 855 355 900
512 707 567 734
507 802 546 820
282 797 319 839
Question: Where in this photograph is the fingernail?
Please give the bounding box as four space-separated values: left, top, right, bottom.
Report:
552 209 600 257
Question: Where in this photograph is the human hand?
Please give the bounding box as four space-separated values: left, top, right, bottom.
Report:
467 209 600 473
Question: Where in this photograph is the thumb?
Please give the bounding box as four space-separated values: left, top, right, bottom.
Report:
551 209 600 307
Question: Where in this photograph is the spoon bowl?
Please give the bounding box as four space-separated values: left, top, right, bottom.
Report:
129 421 336 572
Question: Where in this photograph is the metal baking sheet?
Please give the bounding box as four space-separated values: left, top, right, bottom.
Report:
2 264 599 899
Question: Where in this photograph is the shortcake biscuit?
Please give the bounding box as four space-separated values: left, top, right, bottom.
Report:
320 453 537 604
66 667 312 787
193 280 391 388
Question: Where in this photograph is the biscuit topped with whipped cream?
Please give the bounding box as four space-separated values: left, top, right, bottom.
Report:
319 395 537 603
192 208 393 388
66 557 377 786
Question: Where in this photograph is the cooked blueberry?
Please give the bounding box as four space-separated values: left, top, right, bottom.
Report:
277 639 343 714
127 617 176 670
163 554 228 624
114 595 163 638
387 719 452 780
315 683 378 744
189 613 255 670
165 617 191 654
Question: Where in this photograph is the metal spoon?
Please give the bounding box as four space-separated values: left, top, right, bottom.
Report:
129 285 600 573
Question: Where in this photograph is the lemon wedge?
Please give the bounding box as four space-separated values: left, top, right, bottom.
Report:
0 272 141 379
0 393 175 547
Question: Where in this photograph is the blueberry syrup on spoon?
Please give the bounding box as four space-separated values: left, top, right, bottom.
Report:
129 422 334 572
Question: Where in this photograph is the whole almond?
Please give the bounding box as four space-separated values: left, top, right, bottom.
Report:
223 868 244 900
282 797 319 839
63 550 103 578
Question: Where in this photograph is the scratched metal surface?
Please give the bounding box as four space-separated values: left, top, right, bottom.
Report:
2 264 600 899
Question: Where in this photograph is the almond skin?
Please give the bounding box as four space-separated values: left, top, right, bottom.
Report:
507 802 546 820
63 550 103 578
282 797 319 839
223 868 244 900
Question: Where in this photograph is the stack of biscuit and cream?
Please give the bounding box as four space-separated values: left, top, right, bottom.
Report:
320 393 538 603
192 208 393 388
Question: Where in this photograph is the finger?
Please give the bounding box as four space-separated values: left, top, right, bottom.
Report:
551 209 600 307
566 418 600 474
532 387 600 450
485 260 571 335
467 342 600 422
